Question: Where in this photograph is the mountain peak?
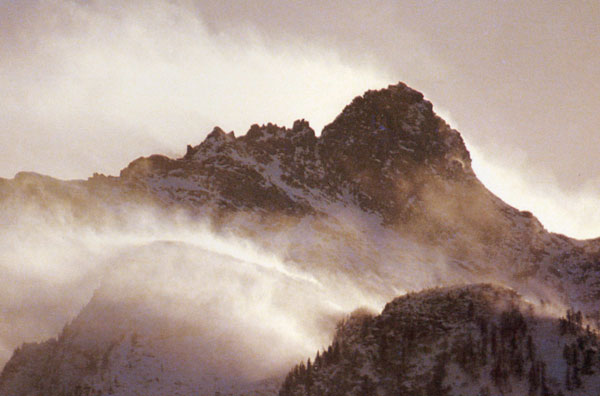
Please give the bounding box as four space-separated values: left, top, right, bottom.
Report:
321 82 431 139
320 82 472 176
115 82 480 221
206 126 235 142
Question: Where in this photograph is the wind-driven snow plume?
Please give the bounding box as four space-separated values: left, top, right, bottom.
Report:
0 199 392 383
0 178 495 387
2 163 586 386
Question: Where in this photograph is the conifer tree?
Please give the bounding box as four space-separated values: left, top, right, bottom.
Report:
528 363 539 395
573 365 582 388
305 358 313 390
360 375 375 396
563 344 571 365
527 335 535 362
582 349 594 375
314 350 321 368
540 362 550 396
491 325 498 356
332 341 340 363
575 311 583 327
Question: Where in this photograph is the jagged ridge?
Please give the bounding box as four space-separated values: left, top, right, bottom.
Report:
116 82 474 221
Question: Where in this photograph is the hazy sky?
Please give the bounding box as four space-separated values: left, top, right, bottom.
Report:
1 0 598 238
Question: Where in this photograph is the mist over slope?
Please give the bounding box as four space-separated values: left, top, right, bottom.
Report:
1 83 599 395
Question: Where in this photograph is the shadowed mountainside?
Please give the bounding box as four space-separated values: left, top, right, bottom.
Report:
281 284 600 396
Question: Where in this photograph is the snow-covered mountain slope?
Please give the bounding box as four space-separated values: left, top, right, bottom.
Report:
0 241 327 396
280 284 600 396
2 83 598 311
1 82 599 396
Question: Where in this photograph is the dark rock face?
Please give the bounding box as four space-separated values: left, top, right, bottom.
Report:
320 83 470 174
319 83 474 223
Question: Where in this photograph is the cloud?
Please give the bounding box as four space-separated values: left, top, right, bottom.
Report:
0 0 389 180
431 104 600 240
470 143 600 240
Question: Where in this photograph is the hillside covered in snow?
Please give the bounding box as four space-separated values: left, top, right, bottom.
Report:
1 83 599 396
280 284 600 396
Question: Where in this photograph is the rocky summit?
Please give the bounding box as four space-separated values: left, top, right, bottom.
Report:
117 83 474 221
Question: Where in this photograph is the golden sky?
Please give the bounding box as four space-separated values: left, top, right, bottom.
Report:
1 0 598 237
